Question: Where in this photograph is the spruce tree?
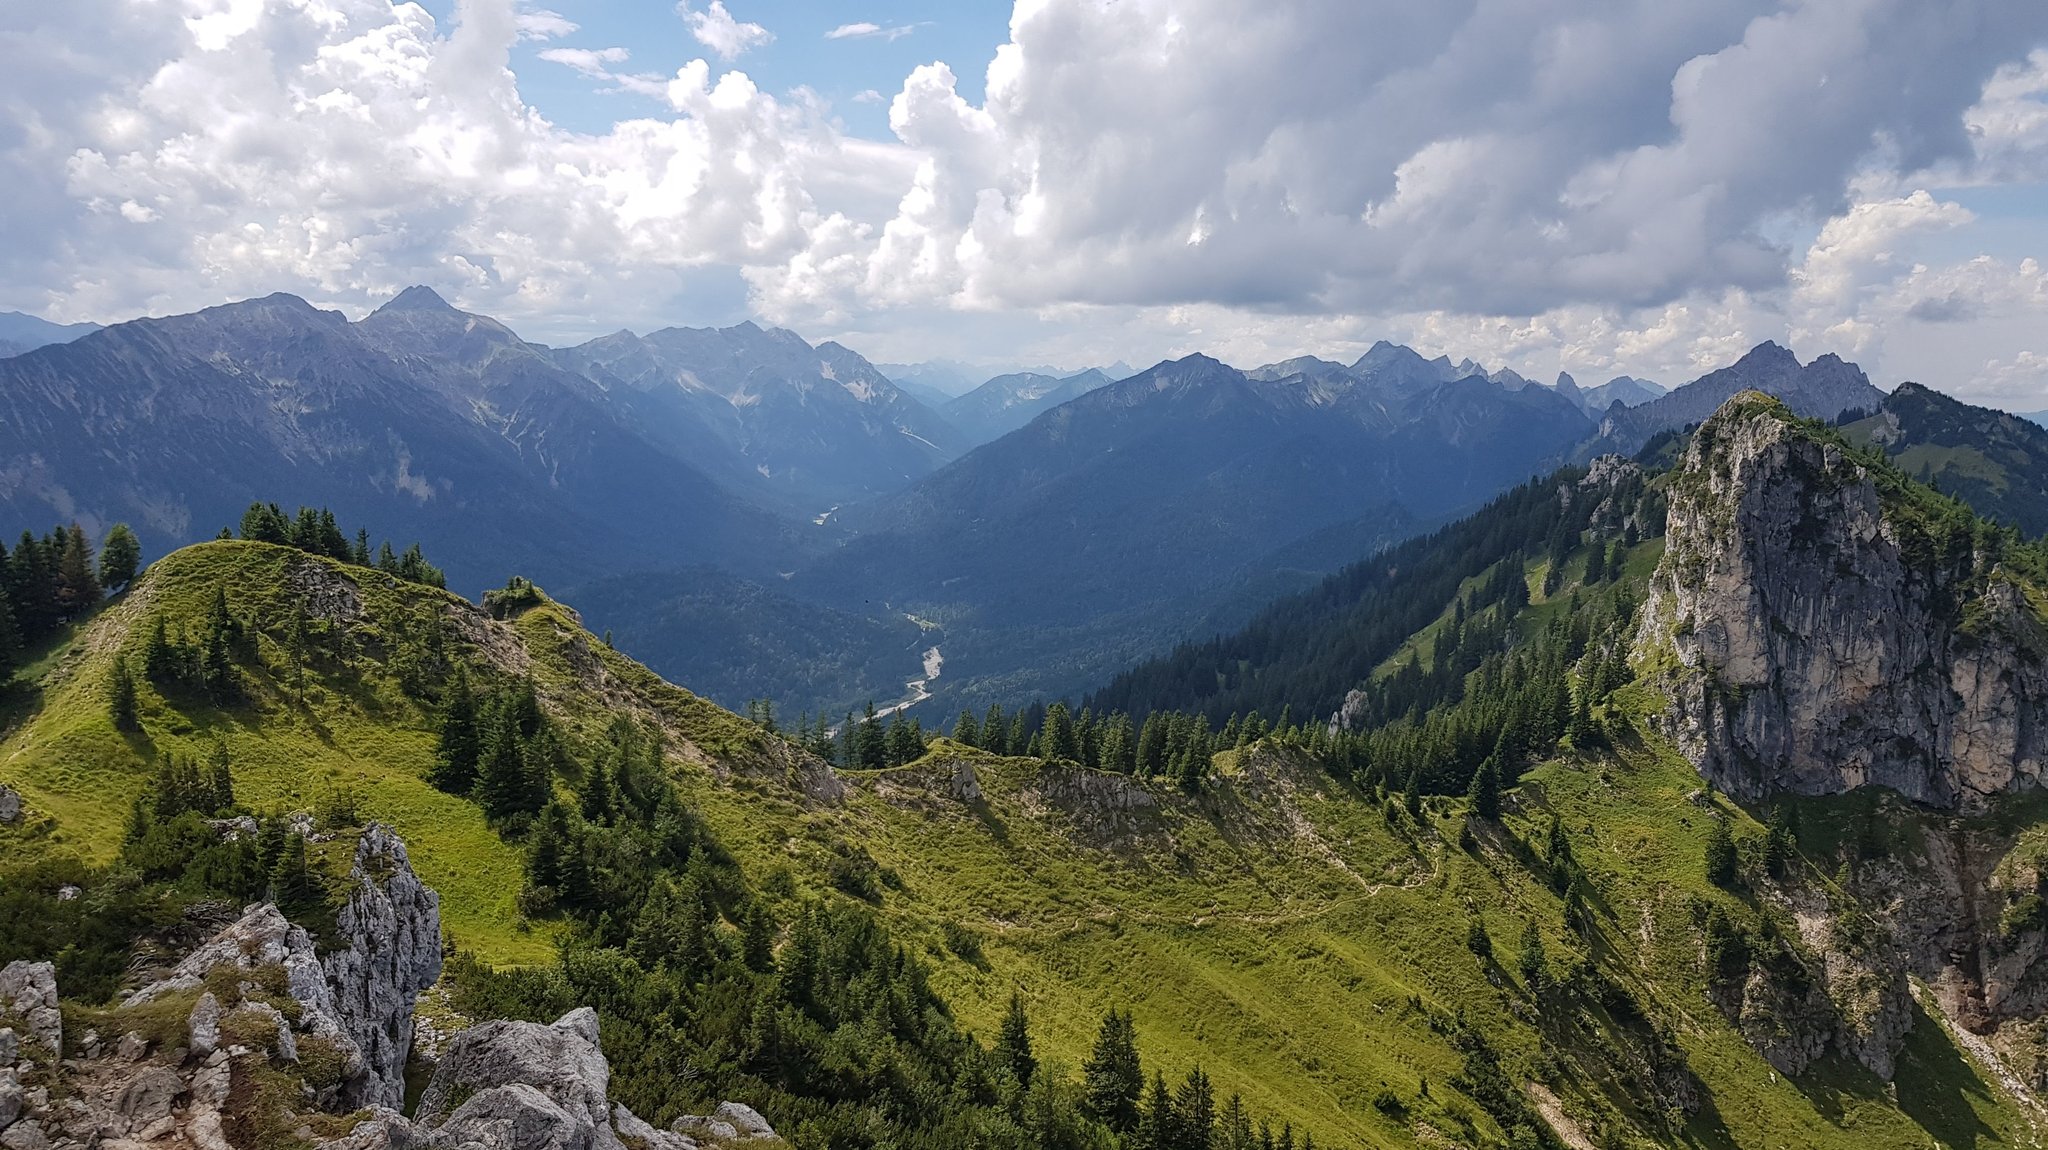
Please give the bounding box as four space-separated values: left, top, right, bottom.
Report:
1468 755 1501 820
1517 921 1547 991
109 657 140 732
996 990 1036 1087
741 901 777 973
200 585 237 702
1040 702 1079 764
1174 1066 1216 1150
1082 1008 1144 1130
980 704 1007 755
55 523 100 617
270 834 326 925
1704 815 1737 887
1137 1071 1176 1150
430 672 481 795
476 712 532 819
953 710 981 748
98 524 141 591
1467 918 1492 960
207 742 235 812
1100 712 1137 774
856 702 886 770
578 757 615 824
1137 713 1168 776
1218 1095 1254 1150
0 586 18 683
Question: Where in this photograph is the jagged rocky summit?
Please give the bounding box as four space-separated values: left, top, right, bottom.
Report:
1638 389 2048 813
1627 390 2048 1086
0 823 781 1150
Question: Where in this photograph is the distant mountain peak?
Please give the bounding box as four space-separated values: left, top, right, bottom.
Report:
1735 340 1798 368
377 285 459 314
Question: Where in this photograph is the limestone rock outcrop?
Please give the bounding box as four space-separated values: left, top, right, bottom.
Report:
1636 390 2048 812
128 821 441 1108
0 964 59 1056
323 822 445 1109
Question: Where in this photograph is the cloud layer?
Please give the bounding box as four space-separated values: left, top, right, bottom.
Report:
4 0 2047 400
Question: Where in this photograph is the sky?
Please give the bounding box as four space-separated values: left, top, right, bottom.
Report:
4 1 2048 405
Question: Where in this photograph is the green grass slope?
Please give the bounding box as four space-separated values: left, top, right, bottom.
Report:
1 535 2040 1148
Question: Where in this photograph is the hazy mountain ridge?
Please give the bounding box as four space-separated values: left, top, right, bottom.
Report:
0 289 799 591
941 367 1115 445
0 310 101 357
551 319 965 506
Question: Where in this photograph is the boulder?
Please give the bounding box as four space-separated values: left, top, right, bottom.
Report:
669 1117 738 1143
0 787 19 824
188 993 222 1058
111 1067 184 1125
237 1002 298 1063
126 905 308 1006
612 1104 696 1150
0 1071 20 1128
415 1010 620 1150
0 964 59 1056
0 1029 15 1065
114 1032 149 1062
435 1084 594 1150
0 1120 47 1150
710 1104 774 1141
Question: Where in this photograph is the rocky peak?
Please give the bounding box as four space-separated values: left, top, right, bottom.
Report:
1635 390 2048 811
375 285 459 315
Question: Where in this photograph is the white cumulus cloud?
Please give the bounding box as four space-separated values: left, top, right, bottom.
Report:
680 1 772 61
1 0 2046 403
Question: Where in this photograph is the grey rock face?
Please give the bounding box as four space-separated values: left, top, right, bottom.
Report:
188 993 221 1058
439 1084 594 1150
127 903 312 1006
112 1066 184 1123
948 760 982 804
323 822 444 1110
711 1103 774 1140
0 1028 16 1065
126 823 440 1109
416 1010 621 1150
0 1071 20 1128
0 963 59 1055
0 1119 48 1150
1638 391 2048 812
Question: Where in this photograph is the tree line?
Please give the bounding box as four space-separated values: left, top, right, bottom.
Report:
233 501 446 588
0 521 140 682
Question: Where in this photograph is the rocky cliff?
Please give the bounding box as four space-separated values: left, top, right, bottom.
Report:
1636 390 2048 812
0 824 780 1150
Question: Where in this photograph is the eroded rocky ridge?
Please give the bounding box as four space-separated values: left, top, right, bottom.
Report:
1634 390 2048 1084
1637 389 2048 812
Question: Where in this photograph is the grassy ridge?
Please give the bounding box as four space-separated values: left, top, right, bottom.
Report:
0 537 2037 1147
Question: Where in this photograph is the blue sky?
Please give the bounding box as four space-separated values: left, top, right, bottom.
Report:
414 0 1011 139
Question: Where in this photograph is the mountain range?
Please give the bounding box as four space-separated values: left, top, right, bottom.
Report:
0 310 100 358
0 288 2000 723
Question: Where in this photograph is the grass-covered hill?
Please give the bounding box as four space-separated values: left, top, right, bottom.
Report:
1841 379 2048 538
1 466 2043 1149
